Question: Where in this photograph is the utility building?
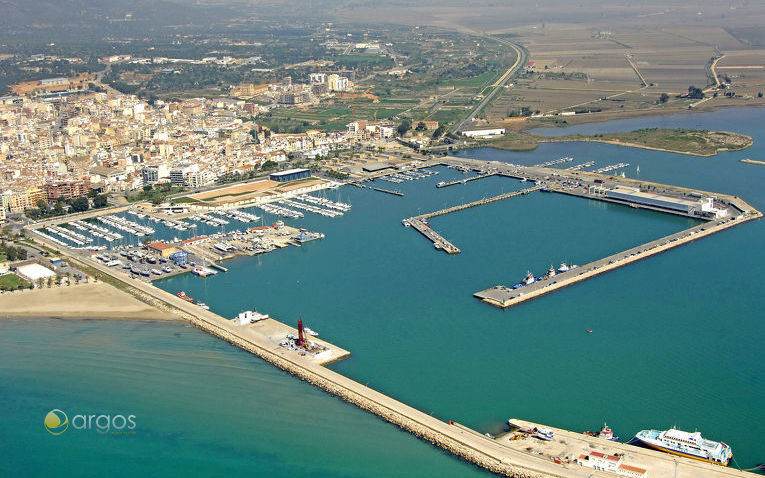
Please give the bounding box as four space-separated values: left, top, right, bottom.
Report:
269 168 311 182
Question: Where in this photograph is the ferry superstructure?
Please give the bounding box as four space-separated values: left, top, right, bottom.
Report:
633 428 732 466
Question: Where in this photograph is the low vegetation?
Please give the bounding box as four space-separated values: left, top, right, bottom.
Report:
0 273 32 291
484 128 753 157
127 184 185 205
547 129 753 156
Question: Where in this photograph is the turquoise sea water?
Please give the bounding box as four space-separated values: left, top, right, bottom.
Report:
2 107 764 475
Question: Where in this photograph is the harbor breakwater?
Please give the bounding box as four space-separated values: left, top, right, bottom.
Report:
182 313 547 478
32 234 552 477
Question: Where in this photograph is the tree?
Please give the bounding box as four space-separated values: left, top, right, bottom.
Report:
687 86 705 99
432 126 445 139
70 196 89 213
415 121 426 131
93 194 108 208
397 119 412 136
758 92 763 98
25 207 42 220
659 93 669 103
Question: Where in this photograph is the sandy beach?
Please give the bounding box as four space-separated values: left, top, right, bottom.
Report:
0 281 178 320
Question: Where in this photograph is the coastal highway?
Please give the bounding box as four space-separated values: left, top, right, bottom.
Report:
452 38 526 134
27 226 764 478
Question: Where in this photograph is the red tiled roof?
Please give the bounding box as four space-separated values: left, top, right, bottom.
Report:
619 464 647 473
148 241 173 250
181 235 209 244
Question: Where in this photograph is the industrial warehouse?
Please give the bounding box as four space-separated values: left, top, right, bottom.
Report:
602 186 728 218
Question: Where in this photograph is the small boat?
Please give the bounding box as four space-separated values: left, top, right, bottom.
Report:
197 302 210 310
522 271 535 285
533 427 554 441
303 327 319 337
177 291 195 303
151 268 161 275
557 262 570 273
597 423 619 441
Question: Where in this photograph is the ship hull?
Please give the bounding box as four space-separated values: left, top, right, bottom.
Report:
636 438 730 466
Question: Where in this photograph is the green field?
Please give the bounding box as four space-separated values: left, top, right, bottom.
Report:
0 273 32 291
447 71 499 88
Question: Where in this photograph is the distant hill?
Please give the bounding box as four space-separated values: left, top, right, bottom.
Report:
0 0 238 36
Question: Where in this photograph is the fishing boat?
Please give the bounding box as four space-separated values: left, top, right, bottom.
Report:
598 423 619 441
585 423 620 441
522 271 535 285
177 291 195 303
557 262 570 273
633 428 732 465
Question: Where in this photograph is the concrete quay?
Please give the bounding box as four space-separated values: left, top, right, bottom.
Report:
503 419 756 478
405 217 461 254
475 211 759 309
437 171 497 188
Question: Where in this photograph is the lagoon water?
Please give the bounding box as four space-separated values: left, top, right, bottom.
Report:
2 107 764 475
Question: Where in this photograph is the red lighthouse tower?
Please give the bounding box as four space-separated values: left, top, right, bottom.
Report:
297 317 304 347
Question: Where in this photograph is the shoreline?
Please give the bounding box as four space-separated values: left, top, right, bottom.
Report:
535 137 751 157
474 131 753 157
0 281 179 321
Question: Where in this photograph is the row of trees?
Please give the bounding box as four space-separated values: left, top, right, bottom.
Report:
0 241 28 262
34 271 82 290
25 192 108 220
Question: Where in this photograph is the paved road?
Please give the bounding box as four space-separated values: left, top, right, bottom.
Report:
452 38 526 134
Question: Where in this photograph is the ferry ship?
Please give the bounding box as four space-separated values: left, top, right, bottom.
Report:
633 428 732 465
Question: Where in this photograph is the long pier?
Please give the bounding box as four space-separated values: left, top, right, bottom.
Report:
403 185 541 254
436 171 496 188
475 212 757 308
405 217 461 254
422 185 541 219
373 187 404 196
